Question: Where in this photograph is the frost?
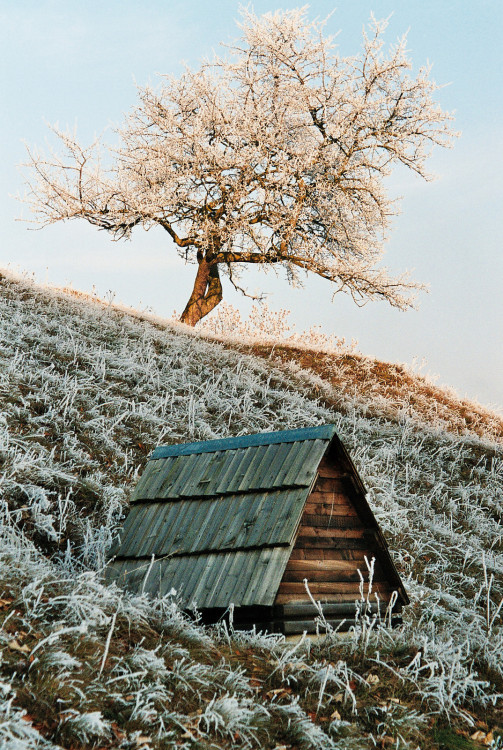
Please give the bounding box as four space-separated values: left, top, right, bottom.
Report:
63 711 111 743
0 271 501 748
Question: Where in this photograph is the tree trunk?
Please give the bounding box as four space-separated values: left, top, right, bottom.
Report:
180 258 223 326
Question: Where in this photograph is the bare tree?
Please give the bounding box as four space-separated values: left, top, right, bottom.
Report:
22 9 454 326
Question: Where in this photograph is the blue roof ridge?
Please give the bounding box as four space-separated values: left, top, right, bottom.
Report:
151 424 337 459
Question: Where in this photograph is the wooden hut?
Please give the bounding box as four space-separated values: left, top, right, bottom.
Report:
106 425 408 633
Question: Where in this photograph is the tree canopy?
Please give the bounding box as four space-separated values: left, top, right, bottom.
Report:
23 8 454 325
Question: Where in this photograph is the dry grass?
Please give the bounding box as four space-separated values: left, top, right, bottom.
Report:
50 280 503 443
229 343 503 444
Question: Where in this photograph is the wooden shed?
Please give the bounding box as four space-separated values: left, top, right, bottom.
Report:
106 425 408 633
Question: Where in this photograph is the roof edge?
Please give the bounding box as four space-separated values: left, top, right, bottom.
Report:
109 539 292 563
151 424 337 459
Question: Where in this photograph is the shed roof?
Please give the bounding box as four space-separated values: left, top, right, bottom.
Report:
106 424 407 609
108 426 336 608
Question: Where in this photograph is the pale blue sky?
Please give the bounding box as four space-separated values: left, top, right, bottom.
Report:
1 1 502 411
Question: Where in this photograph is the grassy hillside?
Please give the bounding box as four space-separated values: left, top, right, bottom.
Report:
0 271 501 749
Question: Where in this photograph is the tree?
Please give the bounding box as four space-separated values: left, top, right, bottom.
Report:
23 8 454 326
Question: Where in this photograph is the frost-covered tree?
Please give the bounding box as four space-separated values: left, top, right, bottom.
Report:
23 9 454 326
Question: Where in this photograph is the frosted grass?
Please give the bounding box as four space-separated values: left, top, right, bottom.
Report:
0 271 501 748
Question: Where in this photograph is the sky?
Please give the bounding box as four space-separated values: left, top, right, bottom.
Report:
1 0 502 413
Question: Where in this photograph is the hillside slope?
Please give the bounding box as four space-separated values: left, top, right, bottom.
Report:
0 272 501 750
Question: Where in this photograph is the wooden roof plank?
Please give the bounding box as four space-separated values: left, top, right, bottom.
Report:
159 453 202 499
263 488 306 546
190 553 221 604
287 439 329 486
140 438 328 501
157 499 197 556
130 460 159 502
233 444 269 493
279 440 319 487
244 492 279 548
119 504 157 558
146 457 177 500
212 447 249 494
257 440 297 488
244 547 291 606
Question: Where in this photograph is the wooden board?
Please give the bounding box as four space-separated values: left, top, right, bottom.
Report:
272 447 405 611
295 523 364 537
302 514 359 528
316 464 348 480
275 592 392 605
289 548 369 561
285 558 383 573
281 618 355 634
277 581 390 595
313 476 347 493
304 502 354 516
306 492 352 506
277 601 379 617
282 570 386 583
295 536 372 550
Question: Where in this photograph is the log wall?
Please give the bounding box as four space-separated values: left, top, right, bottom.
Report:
275 456 391 606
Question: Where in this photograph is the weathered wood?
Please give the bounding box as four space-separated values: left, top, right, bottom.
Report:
277 581 390 595
277 601 379 617
284 558 381 573
273 439 404 611
290 548 370 561
304 503 358 517
298 525 366 538
295 537 372 550
296 521 364 536
282 569 386 583
304 501 354 515
306 491 352 505
286 558 361 571
316 464 348 480
275 592 386 605
314 477 347 492
302 513 359 528
281 618 354 634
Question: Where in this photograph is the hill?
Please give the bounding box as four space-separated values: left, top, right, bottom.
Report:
0 271 501 749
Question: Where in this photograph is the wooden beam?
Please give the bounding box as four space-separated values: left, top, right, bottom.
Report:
286 558 374 572
277 601 379 617
295 536 372 549
296 523 364 537
281 618 354 634
275 592 392 605
290 548 369 561
282 569 386 583
277 581 390 595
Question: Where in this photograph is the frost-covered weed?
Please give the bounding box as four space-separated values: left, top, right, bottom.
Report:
196 300 357 355
272 698 338 749
199 694 270 743
0 680 57 749
398 637 501 721
62 711 111 743
360 703 427 749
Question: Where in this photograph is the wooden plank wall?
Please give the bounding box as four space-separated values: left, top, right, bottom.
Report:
275 456 391 605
